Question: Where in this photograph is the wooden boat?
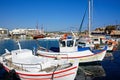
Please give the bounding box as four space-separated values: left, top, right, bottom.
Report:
0 42 79 80
33 24 46 39
33 34 46 39
37 36 107 63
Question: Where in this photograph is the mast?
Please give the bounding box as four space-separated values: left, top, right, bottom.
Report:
36 22 40 35
88 0 92 37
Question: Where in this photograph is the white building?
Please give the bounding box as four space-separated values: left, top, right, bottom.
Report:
11 28 27 35
0 28 9 38
11 28 43 35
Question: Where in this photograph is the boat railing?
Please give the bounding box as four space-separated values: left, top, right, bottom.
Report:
4 58 42 72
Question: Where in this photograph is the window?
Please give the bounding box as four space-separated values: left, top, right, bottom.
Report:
60 41 66 47
67 40 74 47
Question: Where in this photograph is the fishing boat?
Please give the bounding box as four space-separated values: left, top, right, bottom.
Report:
106 39 118 52
37 0 107 63
37 35 107 63
76 37 94 49
0 42 79 80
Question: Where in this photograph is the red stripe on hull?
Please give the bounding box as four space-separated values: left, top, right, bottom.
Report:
16 66 77 76
39 50 105 59
3 65 77 76
20 72 75 80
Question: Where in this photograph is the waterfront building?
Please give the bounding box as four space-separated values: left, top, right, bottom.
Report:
11 28 43 39
0 28 9 39
110 30 120 38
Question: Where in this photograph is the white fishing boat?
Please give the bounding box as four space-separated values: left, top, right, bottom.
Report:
76 37 94 49
37 35 107 63
0 42 79 80
37 0 107 63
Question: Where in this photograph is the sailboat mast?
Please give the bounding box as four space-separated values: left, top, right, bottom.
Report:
36 22 40 35
88 0 92 37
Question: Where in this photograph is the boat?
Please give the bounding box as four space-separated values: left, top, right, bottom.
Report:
105 39 118 52
37 35 107 63
33 24 46 39
0 42 79 80
76 37 94 49
33 34 46 39
37 0 107 63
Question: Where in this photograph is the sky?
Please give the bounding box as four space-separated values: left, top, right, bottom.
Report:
0 0 120 31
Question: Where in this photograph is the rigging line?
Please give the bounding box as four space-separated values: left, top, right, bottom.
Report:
78 7 87 36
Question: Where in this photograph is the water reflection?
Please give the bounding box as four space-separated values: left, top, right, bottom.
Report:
75 62 105 80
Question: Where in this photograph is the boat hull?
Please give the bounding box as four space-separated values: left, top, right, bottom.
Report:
0 53 78 80
3 63 78 80
37 47 107 63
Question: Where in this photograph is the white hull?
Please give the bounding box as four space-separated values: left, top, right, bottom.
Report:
37 46 107 63
3 63 77 80
0 49 78 80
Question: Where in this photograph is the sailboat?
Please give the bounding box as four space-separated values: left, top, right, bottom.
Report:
33 24 46 39
76 0 95 49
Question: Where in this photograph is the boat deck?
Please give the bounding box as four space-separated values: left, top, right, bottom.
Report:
3 56 72 73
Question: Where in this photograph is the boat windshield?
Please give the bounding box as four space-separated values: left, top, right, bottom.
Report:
60 41 66 47
60 40 74 47
67 40 74 47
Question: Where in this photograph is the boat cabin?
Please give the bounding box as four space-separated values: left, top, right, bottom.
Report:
59 38 77 52
92 38 100 44
60 39 74 47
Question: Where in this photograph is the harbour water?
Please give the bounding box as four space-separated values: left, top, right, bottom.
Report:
0 39 120 80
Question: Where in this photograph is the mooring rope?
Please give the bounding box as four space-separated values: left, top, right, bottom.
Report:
51 65 60 80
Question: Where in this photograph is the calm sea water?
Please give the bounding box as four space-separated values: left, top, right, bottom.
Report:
0 39 59 55
0 39 120 80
